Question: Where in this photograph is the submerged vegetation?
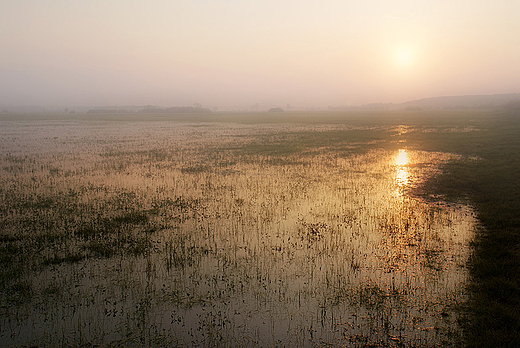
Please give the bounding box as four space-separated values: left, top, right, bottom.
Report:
0 109 515 346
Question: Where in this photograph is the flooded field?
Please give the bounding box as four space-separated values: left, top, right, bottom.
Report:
0 117 477 347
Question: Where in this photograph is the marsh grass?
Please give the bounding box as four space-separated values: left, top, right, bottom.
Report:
0 113 480 347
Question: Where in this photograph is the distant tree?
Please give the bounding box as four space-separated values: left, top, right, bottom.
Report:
251 103 260 111
267 107 284 113
87 109 128 114
138 106 212 114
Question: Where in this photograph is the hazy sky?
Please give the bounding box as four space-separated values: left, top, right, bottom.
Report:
2 0 520 109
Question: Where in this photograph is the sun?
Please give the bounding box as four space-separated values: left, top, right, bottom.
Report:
395 48 414 67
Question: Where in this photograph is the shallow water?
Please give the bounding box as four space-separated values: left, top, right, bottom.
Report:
0 120 476 347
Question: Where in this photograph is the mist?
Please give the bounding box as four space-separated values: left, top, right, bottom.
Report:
2 1 520 110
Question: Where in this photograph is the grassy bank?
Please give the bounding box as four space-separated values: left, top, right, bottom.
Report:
405 110 520 347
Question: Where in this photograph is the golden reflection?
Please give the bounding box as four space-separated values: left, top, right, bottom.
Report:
395 149 408 166
395 149 409 188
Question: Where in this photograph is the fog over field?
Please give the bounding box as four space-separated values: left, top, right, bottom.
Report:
1 1 520 110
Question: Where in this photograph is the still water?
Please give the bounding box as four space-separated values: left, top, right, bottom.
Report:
0 120 476 347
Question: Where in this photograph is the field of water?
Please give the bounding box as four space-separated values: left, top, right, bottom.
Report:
0 114 478 347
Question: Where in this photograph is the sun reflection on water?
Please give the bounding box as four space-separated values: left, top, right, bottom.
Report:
395 149 408 166
395 149 409 188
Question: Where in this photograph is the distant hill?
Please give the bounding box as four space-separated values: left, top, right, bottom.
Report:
401 93 520 110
